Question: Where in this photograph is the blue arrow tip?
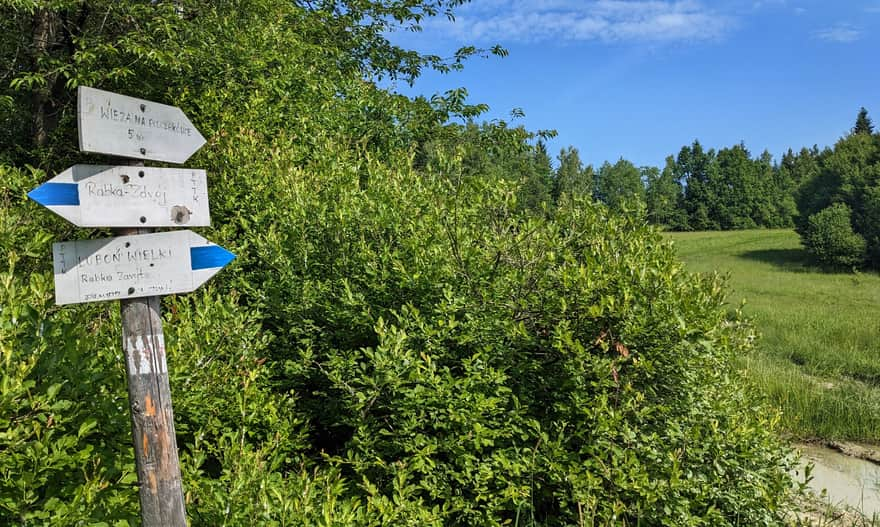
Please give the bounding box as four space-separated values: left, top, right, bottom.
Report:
28 182 80 206
191 245 236 270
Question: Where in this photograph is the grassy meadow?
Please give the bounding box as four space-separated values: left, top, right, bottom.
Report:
667 229 880 442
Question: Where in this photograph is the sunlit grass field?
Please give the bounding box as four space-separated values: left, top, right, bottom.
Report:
667 229 880 442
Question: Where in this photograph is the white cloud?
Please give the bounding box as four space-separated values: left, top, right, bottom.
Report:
814 24 862 43
752 0 786 9
426 1 734 44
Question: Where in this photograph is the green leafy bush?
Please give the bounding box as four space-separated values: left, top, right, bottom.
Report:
0 165 137 525
803 203 867 267
214 139 796 525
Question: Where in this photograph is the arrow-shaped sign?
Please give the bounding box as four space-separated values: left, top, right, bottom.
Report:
78 86 206 163
28 165 210 227
52 230 234 305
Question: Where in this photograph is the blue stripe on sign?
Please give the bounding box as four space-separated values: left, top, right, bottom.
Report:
190 245 236 270
28 182 80 206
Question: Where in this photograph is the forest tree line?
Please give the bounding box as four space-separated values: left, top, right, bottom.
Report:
448 108 879 267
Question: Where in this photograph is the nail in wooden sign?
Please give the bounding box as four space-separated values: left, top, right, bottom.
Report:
53 230 235 305
78 86 206 163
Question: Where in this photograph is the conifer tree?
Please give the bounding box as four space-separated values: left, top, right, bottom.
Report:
854 107 874 135
678 141 719 230
519 140 554 213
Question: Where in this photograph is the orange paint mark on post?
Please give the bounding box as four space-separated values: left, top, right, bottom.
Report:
145 394 156 417
148 472 158 495
143 432 150 459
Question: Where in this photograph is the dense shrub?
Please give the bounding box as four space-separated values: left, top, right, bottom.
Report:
236 144 796 526
0 165 137 525
803 203 867 267
0 164 363 525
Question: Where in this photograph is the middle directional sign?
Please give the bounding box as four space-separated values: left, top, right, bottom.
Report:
28 165 210 227
52 230 235 305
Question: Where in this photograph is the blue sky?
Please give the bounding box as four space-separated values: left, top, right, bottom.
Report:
387 1 880 169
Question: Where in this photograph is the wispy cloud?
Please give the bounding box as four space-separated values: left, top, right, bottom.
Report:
751 0 786 9
814 23 862 43
425 1 735 44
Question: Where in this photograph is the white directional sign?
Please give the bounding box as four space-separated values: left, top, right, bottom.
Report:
52 230 235 305
78 86 206 163
28 165 210 227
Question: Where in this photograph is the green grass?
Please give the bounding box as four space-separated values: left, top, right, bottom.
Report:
667 229 880 442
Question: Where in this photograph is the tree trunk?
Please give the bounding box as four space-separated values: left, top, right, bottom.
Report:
31 8 55 148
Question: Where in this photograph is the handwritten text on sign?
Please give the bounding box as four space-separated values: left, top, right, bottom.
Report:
28 165 210 227
53 231 234 305
78 86 206 163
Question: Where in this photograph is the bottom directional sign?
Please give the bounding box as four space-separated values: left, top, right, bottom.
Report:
52 230 235 305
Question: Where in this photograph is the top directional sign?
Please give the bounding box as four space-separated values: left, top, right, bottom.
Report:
78 86 206 164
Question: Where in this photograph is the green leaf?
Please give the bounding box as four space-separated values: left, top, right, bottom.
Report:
78 418 98 439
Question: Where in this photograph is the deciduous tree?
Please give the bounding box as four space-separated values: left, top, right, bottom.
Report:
552 146 592 202
594 157 645 212
645 156 687 229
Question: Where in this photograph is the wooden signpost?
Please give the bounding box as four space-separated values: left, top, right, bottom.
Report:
28 165 210 227
29 86 228 526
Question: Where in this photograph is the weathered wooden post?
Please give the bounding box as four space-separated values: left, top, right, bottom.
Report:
28 86 234 526
119 270 188 524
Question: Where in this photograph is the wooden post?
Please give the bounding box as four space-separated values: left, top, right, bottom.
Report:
118 161 187 526
120 289 187 525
